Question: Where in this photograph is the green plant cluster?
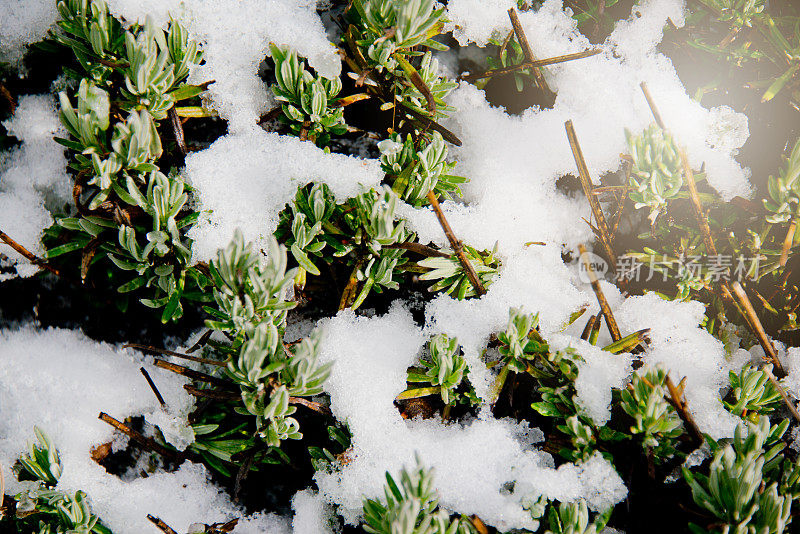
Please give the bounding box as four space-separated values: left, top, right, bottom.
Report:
623 126 800 331
688 0 799 104
683 417 800 534
363 457 477 534
270 43 346 146
5 429 111 534
45 0 209 323
188 231 333 472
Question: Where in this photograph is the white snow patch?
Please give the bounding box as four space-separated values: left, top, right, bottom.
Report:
107 0 341 132
185 128 382 262
314 307 627 531
0 326 286 533
0 95 71 277
0 0 57 62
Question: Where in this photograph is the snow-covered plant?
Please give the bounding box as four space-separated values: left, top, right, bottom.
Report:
724 364 782 420
558 416 598 463
8 429 111 534
193 232 332 452
420 334 467 405
619 367 684 459
418 244 499 300
764 137 800 224
626 125 684 223
46 0 207 322
497 308 553 373
345 0 455 123
348 0 446 72
206 229 295 344
696 0 766 30
362 456 476 534
270 44 346 146
683 417 795 533
346 186 410 308
379 132 465 205
545 499 610 534
402 334 473 409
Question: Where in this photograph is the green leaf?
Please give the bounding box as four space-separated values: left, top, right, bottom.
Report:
168 83 205 101
117 276 147 293
45 241 85 258
291 243 321 276
531 401 563 417
395 386 441 400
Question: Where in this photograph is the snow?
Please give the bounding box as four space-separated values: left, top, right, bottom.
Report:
0 0 767 528
0 0 57 63
551 336 633 426
0 95 71 277
438 0 750 211
107 0 341 132
185 128 383 263
0 326 286 533
614 293 740 439
314 307 627 531
291 489 334 534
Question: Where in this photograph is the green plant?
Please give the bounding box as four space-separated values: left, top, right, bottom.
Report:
345 0 455 124
401 334 476 410
545 499 611 534
683 417 794 533
362 456 476 534
764 137 800 224
724 364 782 420
418 244 499 300
7 428 111 534
695 0 766 31
46 0 208 322
270 44 346 146
619 367 684 460
626 125 684 223
379 132 465 205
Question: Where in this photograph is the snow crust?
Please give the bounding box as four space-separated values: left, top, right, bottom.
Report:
0 326 287 534
0 95 70 278
314 307 628 530
185 128 382 263
0 0 57 63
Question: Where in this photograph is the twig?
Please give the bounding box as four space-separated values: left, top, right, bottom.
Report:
762 366 800 423
730 281 786 376
426 191 486 296
0 228 65 278
339 255 367 309
639 82 666 129
147 515 179 534
168 107 187 157
507 8 550 93
780 220 796 267
98 412 181 461
398 102 462 146
384 241 451 258
580 313 598 340
288 396 333 417
154 359 238 390
664 375 704 446
0 81 16 113
186 329 214 353
123 343 226 367
184 384 240 401
566 122 617 266
140 367 166 408
578 244 621 341
460 49 601 83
